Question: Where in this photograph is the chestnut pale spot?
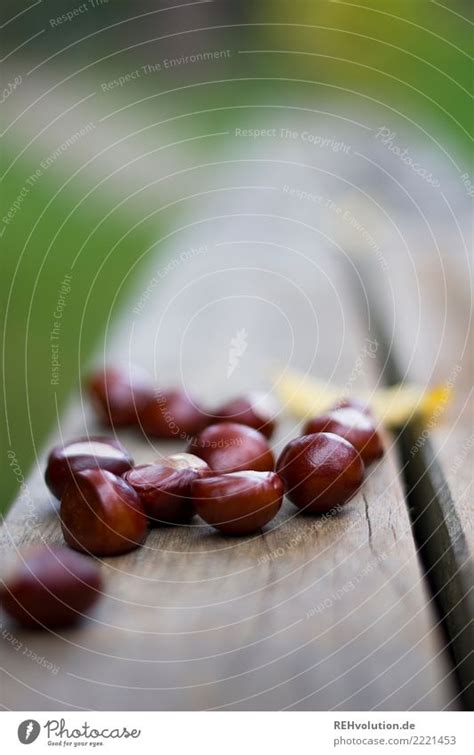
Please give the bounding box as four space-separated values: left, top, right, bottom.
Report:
157 453 209 472
63 442 127 459
45 436 134 499
210 393 278 439
123 453 210 525
329 408 374 431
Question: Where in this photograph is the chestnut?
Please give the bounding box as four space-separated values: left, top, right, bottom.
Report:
87 365 154 427
0 546 102 629
187 422 274 473
276 432 364 514
60 469 147 556
139 389 205 439
191 471 283 535
123 453 210 525
45 436 134 499
211 392 278 439
303 407 383 464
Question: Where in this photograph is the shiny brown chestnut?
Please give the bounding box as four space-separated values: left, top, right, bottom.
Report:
211 392 278 439
0 546 102 629
187 422 274 473
276 432 364 514
45 436 134 499
123 453 210 525
139 389 205 439
61 469 147 556
88 365 155 427
303 407 383 464
192 471 283 535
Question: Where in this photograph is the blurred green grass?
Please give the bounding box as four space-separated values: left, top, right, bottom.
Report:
1 147 162 510
1 0 472 511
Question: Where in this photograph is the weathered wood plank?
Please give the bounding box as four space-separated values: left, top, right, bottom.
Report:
1 158 457 710
420 263 473 559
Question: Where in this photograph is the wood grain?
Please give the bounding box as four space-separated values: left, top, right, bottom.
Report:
1 169 457 710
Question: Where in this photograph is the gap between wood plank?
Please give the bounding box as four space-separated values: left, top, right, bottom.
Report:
355 261 473 710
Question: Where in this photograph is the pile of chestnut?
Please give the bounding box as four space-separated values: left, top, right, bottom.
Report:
0 367 383 629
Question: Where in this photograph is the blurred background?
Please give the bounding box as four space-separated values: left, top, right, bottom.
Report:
1 0 472 509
